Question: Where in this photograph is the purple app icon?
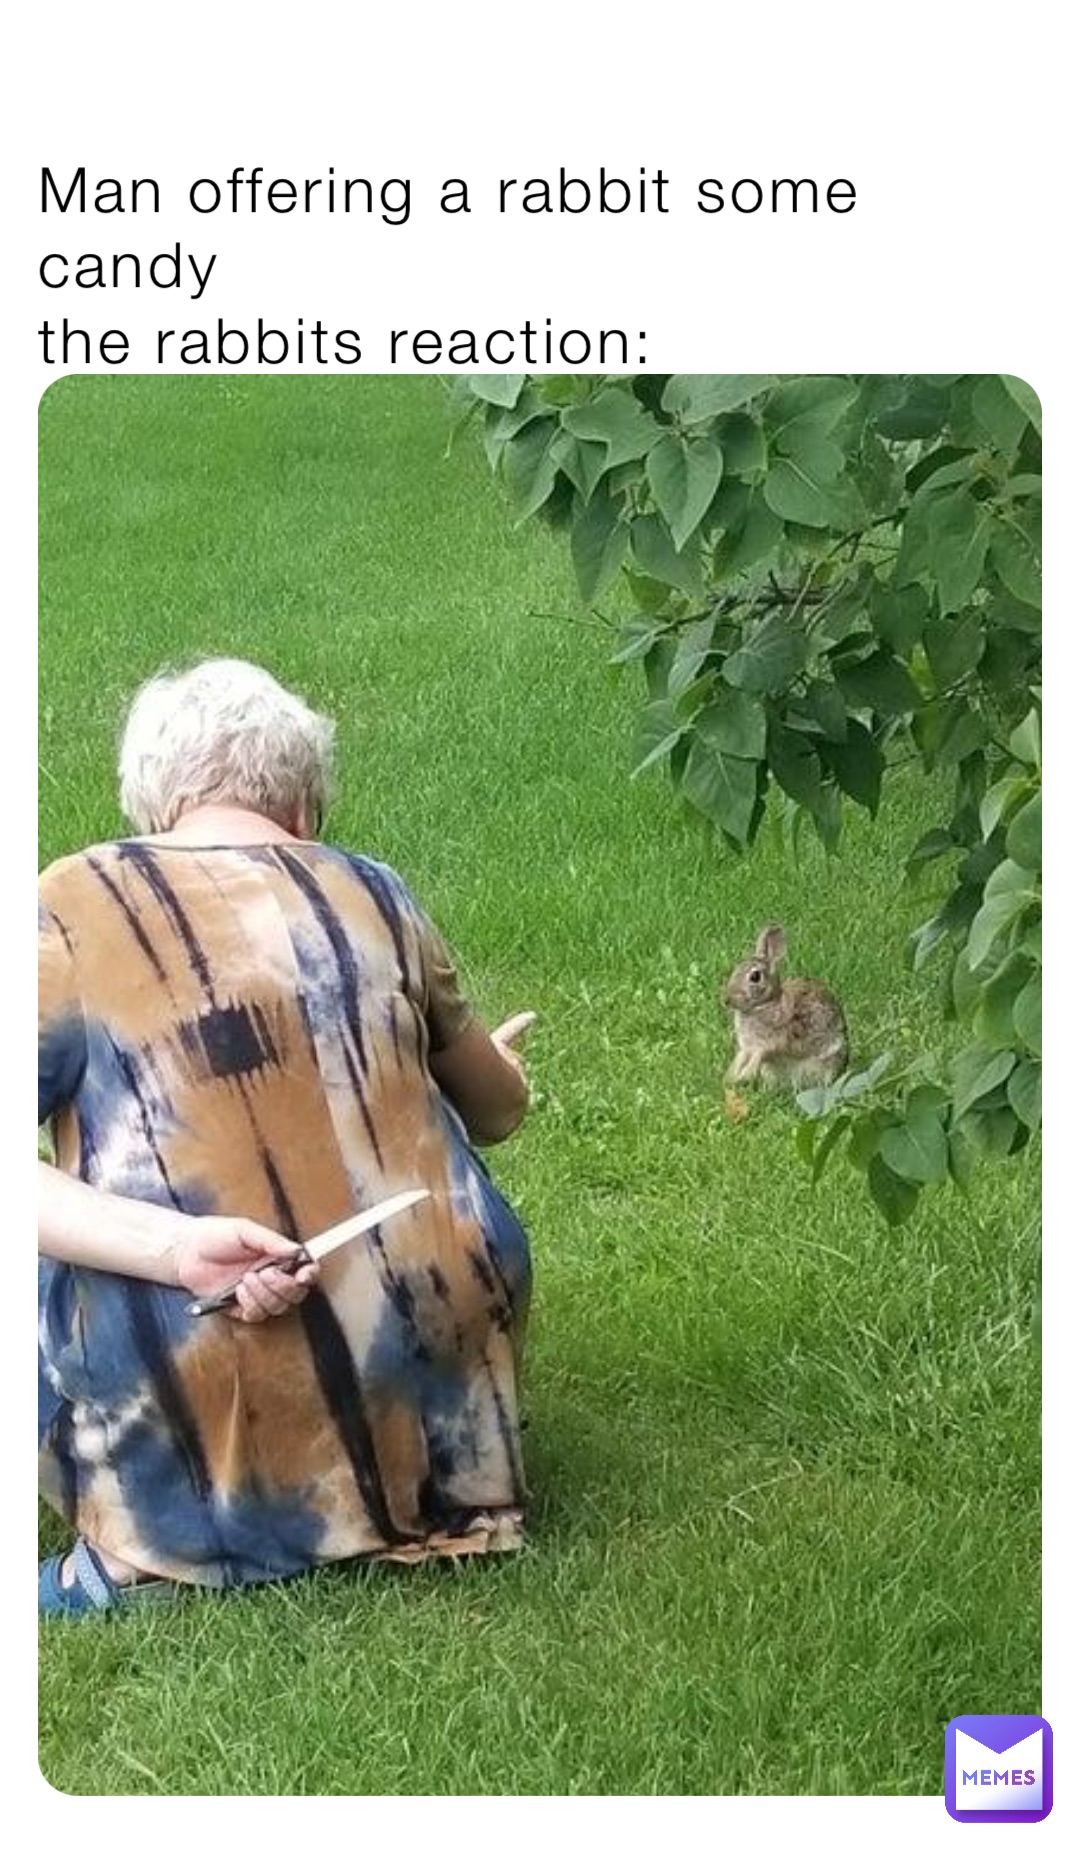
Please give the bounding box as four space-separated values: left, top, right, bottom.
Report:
945 1715 1052 1823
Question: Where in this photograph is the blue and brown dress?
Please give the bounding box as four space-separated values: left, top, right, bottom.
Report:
38 842 531 1585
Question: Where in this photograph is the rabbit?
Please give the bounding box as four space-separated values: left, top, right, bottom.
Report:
723 924 848 1090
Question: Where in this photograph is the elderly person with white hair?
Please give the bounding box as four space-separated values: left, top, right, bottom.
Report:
38 659 535 1615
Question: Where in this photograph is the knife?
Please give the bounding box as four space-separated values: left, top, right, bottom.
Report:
186 1187 431 1316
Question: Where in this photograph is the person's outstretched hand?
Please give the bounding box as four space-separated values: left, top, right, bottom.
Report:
174 1218 318 1324
490 1012 536 1090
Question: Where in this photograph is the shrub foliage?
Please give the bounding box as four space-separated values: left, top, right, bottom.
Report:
452 373 1042 1222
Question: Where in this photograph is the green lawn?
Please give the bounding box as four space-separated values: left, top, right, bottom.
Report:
38 375 1040 1796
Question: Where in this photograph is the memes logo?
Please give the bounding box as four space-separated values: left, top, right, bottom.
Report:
944 1716 1053 1823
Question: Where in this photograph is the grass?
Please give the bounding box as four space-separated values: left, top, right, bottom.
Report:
38 375 1040 1796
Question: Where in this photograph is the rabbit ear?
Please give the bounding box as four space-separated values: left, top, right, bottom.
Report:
756 924 787 964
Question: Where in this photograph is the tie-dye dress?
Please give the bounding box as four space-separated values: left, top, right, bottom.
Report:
37 841 531 1586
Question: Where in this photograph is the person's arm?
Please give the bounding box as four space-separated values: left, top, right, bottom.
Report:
38 888 315 1325
430 1012 535 1145
398 878 535 1145
38 1161 318 1325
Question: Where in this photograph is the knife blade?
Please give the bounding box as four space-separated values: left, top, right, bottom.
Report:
187 1186 431 1317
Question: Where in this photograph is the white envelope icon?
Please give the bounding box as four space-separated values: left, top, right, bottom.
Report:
955 1727 1043 1810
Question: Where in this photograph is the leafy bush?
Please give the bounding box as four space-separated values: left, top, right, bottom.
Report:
451 373 1041 1222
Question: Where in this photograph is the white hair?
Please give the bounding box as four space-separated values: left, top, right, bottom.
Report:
118 659 336 834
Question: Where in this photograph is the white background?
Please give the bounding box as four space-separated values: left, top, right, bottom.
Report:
7 0 1074 1858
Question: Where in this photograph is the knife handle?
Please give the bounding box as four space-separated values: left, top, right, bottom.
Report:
186 1246 311 1318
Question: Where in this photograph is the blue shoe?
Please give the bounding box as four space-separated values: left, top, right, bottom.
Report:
39 1536 177 1617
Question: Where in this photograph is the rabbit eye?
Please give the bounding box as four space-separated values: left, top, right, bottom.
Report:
749 967 762 984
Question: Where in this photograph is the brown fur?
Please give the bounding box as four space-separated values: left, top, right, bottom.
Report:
723 924 848 1088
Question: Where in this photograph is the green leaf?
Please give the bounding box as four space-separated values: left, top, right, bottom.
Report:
551 430 609 502
825 719 884 811
501 415 559 520
715 412 766 475
809 1113 852 1186
672 673 714 722
796 679 848 742
463 374 527 408
647 435 724 551
948 1125 979 1187
972 374 1031 455
624 569 676 612
966 885 1028 971
631 513 703 596
529 375 577 406
606 459 642 496
965 859 1037 967
836 649 921 716
870 584 929 655
894 500 933 587
798 1052 893 1118
853 429 905 518
764 457 850 528
695 687 767 760
667 616 717 697
715 491 784 576
1007 1057 1041 1129
777 421 844 482
985 856 1037 900
572 486 629 604
445 385 484 456
630 699 684 778
847 1107 891 1168
1000 375 1041 435
867 1154 920 1225
768 724 824 808
563 388 663 469
534 475 575 533
979 774 1032 840
987 637 1041 696
906 826 957 875
974 952 1035 1049
1006 793 1041 871
1013 977 1041 1056
611 617 666 664
906 444 972 493
723 614 807 693
807 782 842 853
927 489 991 613
952 1045 1016 1118
606 461 643 496
1008 707 1041 768
879 1110 948 1184
910 915 949 971
680 738 758 843
797 1081 840 1120
766 377 858 434
955 1104 1019 1159
915 457 981 495
923 613 986 689
940 698 990 767
873 380 950 440
811 571 875 645
906 1082 950 1120
662 375 776 423
482 388 548 450
990 521 1041 606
